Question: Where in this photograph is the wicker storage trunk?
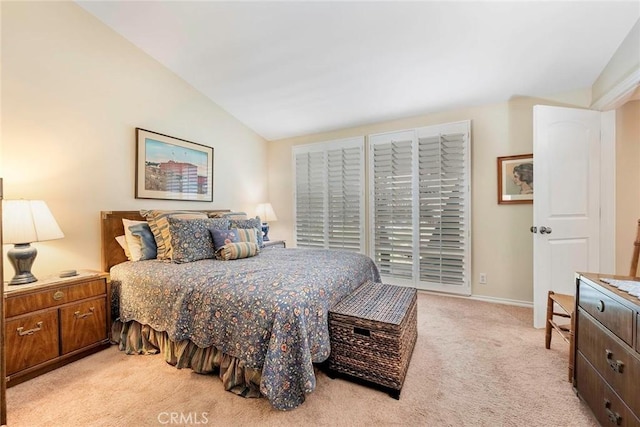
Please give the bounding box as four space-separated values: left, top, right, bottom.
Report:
328 281 417 398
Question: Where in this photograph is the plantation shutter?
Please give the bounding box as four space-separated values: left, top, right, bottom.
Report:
294 150 325 248
369 121 470 294
370 131 415 279
293 137 365 252
418 126 469 288
327 145 363 250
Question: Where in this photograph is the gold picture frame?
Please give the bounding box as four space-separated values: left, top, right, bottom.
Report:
135 128 214 202
497 154 533 204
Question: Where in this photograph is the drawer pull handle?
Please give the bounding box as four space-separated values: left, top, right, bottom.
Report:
53 290 64 301
17 321 43 336
605 349 624 373
596 300 605 312
604 399 622 425
74 307 95 319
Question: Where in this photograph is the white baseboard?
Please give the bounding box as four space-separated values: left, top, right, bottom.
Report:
467 294 533 308
416 289 533 308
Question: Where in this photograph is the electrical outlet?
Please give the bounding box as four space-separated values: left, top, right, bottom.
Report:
479 273 487 284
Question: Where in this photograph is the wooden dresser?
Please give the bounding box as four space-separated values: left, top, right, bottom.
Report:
4 270 110 386
574 273 640 427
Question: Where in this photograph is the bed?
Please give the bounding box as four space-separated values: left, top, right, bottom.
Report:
101 210 381 410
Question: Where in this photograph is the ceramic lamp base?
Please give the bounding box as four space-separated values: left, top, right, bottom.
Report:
8 243 38 285
262 222 270 241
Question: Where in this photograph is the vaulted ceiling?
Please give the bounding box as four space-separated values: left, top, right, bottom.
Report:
77 1 639 141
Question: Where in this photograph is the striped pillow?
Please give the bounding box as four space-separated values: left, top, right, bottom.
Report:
229 217 264 247
235 228 258 244
217 242 259 260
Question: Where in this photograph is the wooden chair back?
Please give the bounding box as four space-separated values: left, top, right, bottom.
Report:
630 219 640 277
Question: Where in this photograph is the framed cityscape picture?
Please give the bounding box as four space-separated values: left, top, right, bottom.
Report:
135 128 213 201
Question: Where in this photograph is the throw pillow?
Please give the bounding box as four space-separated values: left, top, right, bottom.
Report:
210 228 239 251
115 235 131 260
128 222 157 260
168 217 229 263
229 217 263 247
122 218 146 261
217 242 259 260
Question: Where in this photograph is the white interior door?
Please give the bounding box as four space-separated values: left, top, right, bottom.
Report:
532 105 601 328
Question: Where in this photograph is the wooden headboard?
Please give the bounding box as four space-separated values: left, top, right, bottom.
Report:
100 210 230 272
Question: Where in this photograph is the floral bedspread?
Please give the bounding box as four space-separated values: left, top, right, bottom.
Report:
109 248 380 410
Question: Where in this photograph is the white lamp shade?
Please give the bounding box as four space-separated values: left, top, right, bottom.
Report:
256 203 277 222
3 200 65 244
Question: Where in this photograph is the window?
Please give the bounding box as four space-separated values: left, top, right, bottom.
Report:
291 122 470 295
369 121 471 294
293 137 365 252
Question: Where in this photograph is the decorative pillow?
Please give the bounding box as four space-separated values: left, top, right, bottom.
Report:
168 217 229 263
141 210 209 260
235 227 258 244
229 217 263 247
217 242 259 260
122 219 146 261
210 228 239 251
128 222 157 260
210 227 259 252
221 211 248 220
115 235 131 260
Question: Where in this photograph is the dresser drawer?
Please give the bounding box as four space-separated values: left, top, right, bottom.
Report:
60 297 107 355
6 278 107 318
576 352 640 427
579 281 634 345
578 309 640 415
4 271 111 387
5 310 59 375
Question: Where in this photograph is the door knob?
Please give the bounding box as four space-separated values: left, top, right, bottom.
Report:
540 226 552 234
530 226 537 233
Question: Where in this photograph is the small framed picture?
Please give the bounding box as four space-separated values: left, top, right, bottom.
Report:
135 128 214 201
497 154 533 204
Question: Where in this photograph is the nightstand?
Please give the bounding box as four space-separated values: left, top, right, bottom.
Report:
263 240 286 248
4 270 110 386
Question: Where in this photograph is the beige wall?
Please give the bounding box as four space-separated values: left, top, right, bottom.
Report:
1 2 268 281
268 91 591 303
615 100 640 275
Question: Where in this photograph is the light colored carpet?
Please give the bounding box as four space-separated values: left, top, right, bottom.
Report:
6 292 597 426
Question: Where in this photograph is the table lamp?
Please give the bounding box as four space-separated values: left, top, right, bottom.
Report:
3 200 64 285
256 202 277 241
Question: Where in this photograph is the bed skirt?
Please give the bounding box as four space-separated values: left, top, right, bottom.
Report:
111 320 263 398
